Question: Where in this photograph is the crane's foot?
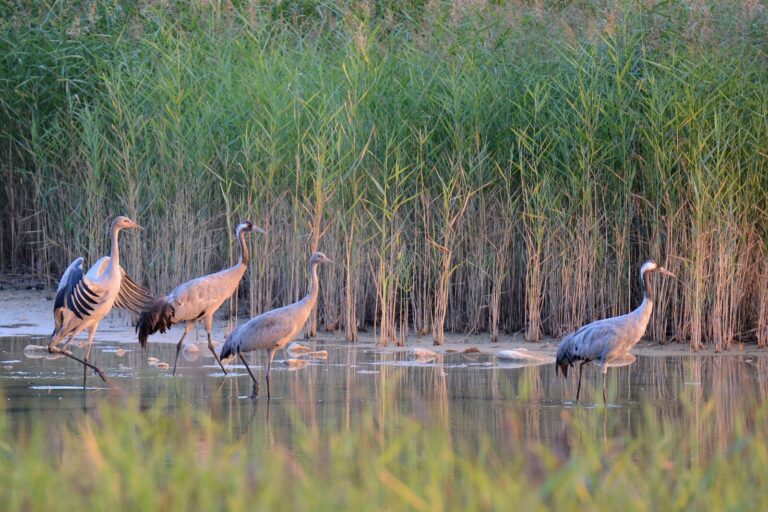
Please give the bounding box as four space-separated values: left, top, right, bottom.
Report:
250 382 260 399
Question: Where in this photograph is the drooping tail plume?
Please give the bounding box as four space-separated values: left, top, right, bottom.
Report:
219 342 234 361
555 334 575 378
219 325 243 361
136 297 175 349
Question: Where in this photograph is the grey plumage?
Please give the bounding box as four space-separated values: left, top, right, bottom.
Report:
220 251 334 399
49 216 153 386
136 220 264 375
555 259 675 402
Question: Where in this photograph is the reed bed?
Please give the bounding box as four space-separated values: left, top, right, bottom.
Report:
2 394 768 510
1 1 767 347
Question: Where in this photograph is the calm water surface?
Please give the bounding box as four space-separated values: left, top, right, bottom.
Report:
2 335 767 452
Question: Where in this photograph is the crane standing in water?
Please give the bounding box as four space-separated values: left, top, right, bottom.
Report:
137 220 264 375
50 215 154 386
220 251 334 399
555 259 676 403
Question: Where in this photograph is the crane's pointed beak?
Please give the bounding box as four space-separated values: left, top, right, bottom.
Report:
254 227 266 235
658 267 675 278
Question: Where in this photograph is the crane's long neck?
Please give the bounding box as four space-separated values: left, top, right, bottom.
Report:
108 225 121 270
634 268 654 328
237 227 250 266
643 268 654 303
302 261 320 309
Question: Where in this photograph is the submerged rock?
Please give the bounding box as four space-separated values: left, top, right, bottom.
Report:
182 344 201 362
412 347 438 362
605 353 637 368
287 342 311 356
300 350 328 360
23 344 63 360
282 358 308 370
496 349 553 364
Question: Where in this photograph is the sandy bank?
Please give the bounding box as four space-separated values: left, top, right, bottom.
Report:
0 289 762 358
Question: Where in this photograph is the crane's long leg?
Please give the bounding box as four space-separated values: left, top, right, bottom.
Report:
576 361 589 401
239 353 259 398
82 325 97 388
265 348 277 400
172 322 195 376
205 315 227 375
48 329 107 383
602 363 608 404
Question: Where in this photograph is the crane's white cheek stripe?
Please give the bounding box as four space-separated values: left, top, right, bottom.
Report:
639 261 655 278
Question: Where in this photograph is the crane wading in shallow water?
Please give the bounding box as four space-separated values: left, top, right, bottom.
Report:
136 220 265 375
555 259 675 403
220 251 334 399
50 216 154 386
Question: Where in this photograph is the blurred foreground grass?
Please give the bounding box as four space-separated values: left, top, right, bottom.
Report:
1 394 767 511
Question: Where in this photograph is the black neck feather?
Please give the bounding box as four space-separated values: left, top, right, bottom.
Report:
237 228 249 265
643 269 653 302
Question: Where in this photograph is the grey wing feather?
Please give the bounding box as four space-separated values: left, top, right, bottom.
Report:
571 321 622 360
555 318 622 376
231 314 295 356
114 267 155 314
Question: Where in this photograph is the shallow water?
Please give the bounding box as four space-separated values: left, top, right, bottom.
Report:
2 335 767 453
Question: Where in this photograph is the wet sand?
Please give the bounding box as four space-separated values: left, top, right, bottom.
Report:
0 289 761 358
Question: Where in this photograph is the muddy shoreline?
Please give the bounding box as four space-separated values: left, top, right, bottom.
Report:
1 289 762 357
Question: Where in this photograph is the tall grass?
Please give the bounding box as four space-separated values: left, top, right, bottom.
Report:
2 394 768 510
1 1 767 347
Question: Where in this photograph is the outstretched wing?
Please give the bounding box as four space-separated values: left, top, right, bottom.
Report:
55 257 102 320
114 267 155 314
56 257 83 296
